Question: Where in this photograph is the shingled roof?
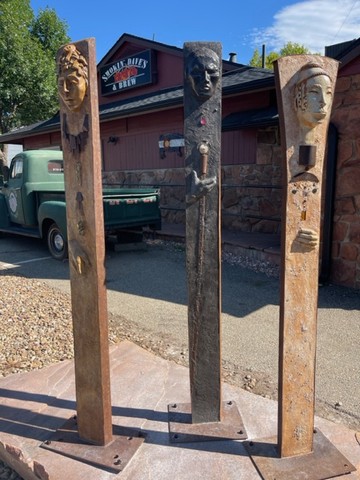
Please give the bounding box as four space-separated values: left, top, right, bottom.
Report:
325 37 360 69
0 63 275 144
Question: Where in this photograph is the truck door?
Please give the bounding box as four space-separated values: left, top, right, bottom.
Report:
4 156 25 225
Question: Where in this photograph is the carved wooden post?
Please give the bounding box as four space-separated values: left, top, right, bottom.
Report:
275 55 338 457
168 42 246 443
57 38 112 446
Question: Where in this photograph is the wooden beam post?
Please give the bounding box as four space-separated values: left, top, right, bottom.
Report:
57 38 112 446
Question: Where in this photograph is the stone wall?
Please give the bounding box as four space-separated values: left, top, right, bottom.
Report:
102 126 283 235
222 127 282 234
331 74 360 289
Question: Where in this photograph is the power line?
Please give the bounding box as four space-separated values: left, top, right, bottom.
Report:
333 0 359 41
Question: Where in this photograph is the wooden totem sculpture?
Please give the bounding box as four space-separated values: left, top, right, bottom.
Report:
56 39 112 446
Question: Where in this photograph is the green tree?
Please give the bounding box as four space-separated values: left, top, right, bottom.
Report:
249 42 313 70
30 7 69 59
249 48 263 68
0 0 70 136
279 42 313 56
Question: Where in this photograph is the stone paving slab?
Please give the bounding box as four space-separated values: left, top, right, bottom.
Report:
0 341 358 480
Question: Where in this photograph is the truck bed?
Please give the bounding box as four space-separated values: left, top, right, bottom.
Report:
102 187 161 230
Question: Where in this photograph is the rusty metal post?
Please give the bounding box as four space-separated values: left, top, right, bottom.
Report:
275 55 338 458
184 41 222 424
168 42 247 443
56 38 112 446
41 39 144 472
244 55 356 480
168 42 246 442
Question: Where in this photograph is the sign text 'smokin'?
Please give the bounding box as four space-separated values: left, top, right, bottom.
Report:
101 57 149 82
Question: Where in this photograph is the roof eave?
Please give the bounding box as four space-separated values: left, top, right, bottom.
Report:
223 77 275 96
0 76 276 144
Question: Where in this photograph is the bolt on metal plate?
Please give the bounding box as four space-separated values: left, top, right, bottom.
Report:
243 428 356 480
168 400 247 443
40 416 144 473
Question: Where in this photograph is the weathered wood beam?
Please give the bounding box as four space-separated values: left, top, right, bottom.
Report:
57 38 112 446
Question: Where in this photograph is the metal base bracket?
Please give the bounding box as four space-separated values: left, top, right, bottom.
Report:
243 428 356 480
168 400 247 443
40 416 144 473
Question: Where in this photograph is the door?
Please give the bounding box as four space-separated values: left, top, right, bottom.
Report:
4 156 25 224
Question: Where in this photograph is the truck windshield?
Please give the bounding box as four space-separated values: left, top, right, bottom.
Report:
48 160 64 174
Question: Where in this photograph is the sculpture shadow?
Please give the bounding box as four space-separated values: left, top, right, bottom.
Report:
0 387 250 457
0 234 358 318
0 233 280 318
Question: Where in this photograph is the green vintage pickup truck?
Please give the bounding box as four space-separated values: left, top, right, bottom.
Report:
0 150 161 260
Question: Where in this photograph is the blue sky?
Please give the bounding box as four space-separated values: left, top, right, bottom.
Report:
30 0 360 64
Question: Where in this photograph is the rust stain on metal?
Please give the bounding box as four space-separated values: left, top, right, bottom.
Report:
274 55 339 458
168 401 247 443
244 429 356 480
41 416 144 473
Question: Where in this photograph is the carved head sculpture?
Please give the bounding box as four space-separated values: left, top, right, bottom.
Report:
186 47 220 98
294 62 332 129
57 44 88 112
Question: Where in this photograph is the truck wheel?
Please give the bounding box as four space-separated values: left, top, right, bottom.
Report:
47 223 68 260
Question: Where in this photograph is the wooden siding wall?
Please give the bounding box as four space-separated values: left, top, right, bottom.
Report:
338 55 360 77
101 108 184 171
101 109 258 171
222 129 257 165
24 132 62 150
222 91 270 116
103 130 185 171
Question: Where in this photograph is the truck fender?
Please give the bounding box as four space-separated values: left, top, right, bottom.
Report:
38 201 67 241
0 194 10 229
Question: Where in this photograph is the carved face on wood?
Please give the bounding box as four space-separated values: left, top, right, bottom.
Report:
57 44 88 112
186 48 220 98
294 63 332 129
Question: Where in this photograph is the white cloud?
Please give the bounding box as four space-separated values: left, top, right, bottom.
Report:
251 0 360 54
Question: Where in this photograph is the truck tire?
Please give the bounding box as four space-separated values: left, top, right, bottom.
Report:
47 223 68 260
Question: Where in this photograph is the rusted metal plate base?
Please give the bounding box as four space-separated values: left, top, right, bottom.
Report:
244 429 356 480
168 400 247 443
40 416 144 473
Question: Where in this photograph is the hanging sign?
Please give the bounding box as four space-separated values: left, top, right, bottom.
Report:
100 49 155 96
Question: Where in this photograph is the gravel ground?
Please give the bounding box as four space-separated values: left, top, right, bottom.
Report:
0 244 280 479
0 245 280 379
0 242 356 478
